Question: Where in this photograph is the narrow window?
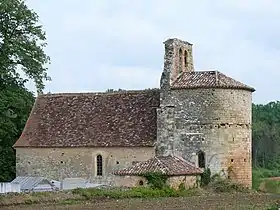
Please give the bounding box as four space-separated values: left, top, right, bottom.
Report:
184 50 187 67
97 155 103 176
198 150 205 168
179 48 183 73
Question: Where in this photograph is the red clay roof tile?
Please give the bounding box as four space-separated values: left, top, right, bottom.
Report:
13 89 160 148
172 71 255 92
113 155 203 176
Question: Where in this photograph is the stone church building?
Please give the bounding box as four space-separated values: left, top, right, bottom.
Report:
13 38 255 188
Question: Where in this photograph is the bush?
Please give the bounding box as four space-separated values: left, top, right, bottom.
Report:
142 172 168 189
253 168 280 178
252 168 280 191
201 168 211 186
210 179 249 193
262 180 280 194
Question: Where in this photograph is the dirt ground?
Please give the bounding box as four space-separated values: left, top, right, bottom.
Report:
3 193 280 210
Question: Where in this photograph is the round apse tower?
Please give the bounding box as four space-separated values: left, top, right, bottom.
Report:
157 38 255 188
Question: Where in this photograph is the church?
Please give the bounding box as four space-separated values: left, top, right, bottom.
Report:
13 38 255 188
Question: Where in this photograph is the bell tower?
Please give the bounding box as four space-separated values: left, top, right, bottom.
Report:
160 38 194 89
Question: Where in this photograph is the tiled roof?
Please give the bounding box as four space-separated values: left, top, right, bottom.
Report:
113 155 203 176
13 89 160 148
172 71 255 92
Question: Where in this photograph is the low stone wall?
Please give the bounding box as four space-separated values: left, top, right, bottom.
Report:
114 176 147 188
114 175 200 189
168 175 199 189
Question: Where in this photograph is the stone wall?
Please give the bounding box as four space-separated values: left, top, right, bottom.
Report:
157 88 252 188
15 147 154 182
114 175 199 189
168 175 199 189
114 176 147 188
160 38 194 90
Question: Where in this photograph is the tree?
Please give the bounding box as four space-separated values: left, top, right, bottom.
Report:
0 82 34 181
0 0 49 181
0 0 51 93
252 101 280 170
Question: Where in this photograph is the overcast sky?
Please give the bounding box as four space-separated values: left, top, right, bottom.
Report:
25 0 280 104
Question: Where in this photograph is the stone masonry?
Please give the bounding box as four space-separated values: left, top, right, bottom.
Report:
16 147 154 182
157 38 253 187
14 37 254 188
160 38 194 90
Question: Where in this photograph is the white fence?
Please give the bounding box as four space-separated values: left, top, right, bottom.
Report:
0 182 20 193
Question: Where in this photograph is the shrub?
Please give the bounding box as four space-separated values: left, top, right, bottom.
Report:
262 180 280 194
142 172 168 189
201 168 211 186
252 168 280 191
210 179 249 193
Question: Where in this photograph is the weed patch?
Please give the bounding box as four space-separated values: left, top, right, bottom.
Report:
209 179 249 193
72 186 199 200
142 172 168 189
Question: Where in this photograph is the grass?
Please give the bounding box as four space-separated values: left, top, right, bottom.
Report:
2 172 280 209
72 186 199 199
252 168 280 193
0 187 200 207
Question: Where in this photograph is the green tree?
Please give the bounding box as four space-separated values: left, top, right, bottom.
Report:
0 0 51 93
252 101 280 170
0 82 34 181
0 0 50 181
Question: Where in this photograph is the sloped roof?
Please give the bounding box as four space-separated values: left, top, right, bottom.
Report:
172 71 255 92
113 155 203 176
13 89 160 148
11 176 53 190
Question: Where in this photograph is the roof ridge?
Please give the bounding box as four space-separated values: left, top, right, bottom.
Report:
156 155 173 173
174 156 198 167
39 88 160 98
171 70 255 92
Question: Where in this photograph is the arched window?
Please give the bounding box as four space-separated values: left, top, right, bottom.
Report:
179 48 183 73
97 155 103 176
198 150 205 168
184 50 187 67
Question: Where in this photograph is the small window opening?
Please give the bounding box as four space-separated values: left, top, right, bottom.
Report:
179 48 183 73
139 180 144 186
97 155 103 176
116 161 119 165
244 159 246 162
184 50 187 67
231 159 234 163
60 161 64 164
198 150 205 168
